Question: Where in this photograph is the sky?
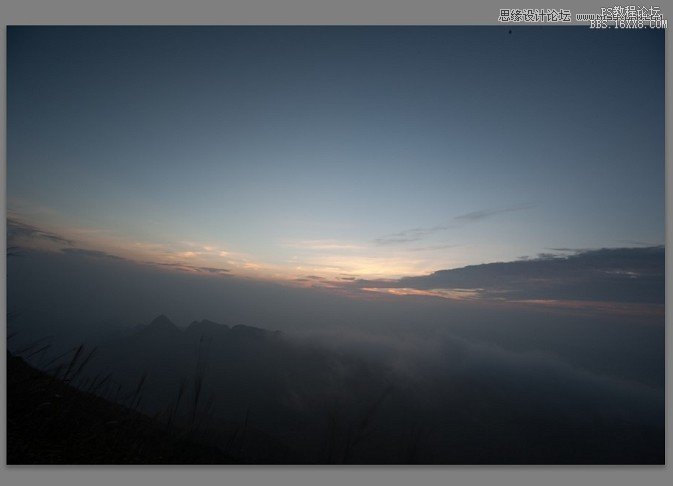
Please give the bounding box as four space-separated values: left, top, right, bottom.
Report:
7 26 665 281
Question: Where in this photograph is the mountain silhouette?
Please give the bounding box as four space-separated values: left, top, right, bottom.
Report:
143 314 180 334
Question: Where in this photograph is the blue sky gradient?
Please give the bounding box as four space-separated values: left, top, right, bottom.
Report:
7 26 665 279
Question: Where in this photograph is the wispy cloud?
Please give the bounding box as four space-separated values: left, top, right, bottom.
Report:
453 203 537 222
52 246 233 276
150 261 231 275
7 215 256 277
374 203 537 246
373 225 448 245
362 287 483 300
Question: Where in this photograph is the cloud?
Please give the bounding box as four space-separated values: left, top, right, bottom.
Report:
374 203 536 245
193 266 231 275
7 216 246 278
354 246 665 305
148 261 230 276
7 217 75 247
60 248 126 260
453 203 536 222
373 225 449 245
56 247 231 276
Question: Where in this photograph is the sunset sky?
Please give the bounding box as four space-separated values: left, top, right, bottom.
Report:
7 26 664 281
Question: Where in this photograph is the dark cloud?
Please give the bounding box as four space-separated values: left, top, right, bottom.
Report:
193 266 230 275
356 246 665 305
60 248 125 260
536 252 562 260
7 217 74 247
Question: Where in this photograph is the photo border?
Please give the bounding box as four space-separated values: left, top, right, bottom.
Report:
1 1 670 485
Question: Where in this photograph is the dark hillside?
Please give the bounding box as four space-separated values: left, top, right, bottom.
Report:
7 351 241 464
